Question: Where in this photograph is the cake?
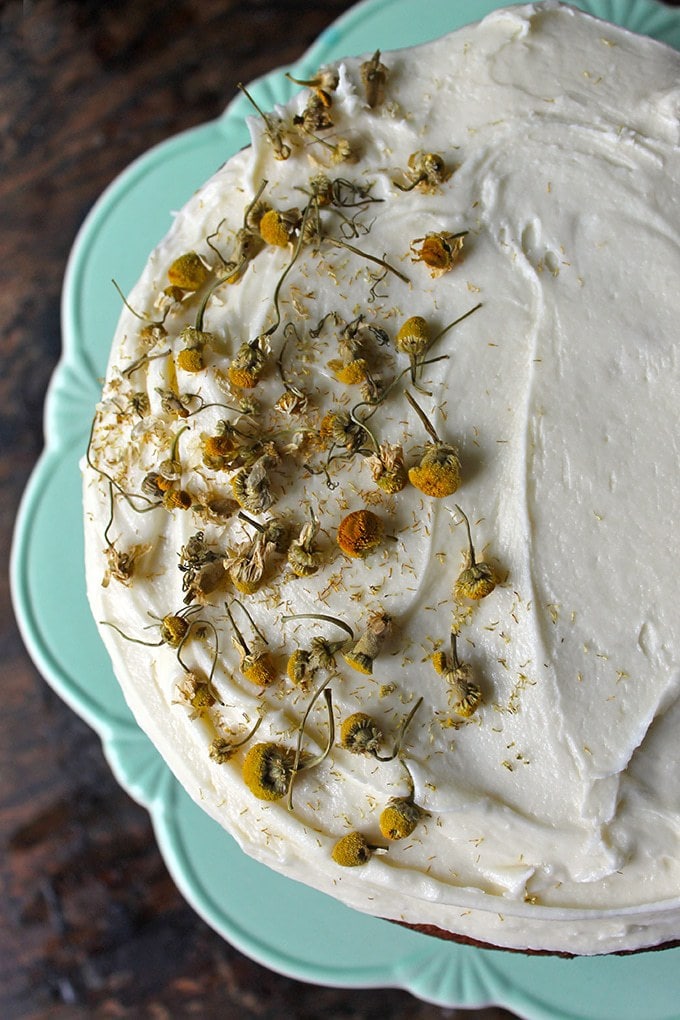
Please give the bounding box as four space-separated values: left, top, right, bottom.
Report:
82 1 680 955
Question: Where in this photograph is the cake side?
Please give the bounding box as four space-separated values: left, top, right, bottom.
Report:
83 2 680 955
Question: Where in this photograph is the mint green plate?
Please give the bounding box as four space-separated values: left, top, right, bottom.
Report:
11 1 680 1015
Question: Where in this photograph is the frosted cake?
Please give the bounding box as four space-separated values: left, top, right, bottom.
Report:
83 2 680 954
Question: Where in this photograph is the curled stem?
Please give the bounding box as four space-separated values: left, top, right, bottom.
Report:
282 613 355 640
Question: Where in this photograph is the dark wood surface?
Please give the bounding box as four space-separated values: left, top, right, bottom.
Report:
2 2 677 1017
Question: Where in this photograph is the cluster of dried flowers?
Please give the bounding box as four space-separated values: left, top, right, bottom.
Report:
88 48 503 870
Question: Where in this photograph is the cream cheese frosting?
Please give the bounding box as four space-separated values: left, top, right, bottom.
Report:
83 2 680 954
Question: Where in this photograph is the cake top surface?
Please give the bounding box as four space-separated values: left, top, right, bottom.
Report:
83 2 680 954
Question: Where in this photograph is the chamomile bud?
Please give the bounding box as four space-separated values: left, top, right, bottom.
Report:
242 742 297 801
287 648 313 686
330 358 370 385
202 431 239 471
159 614 190 648
287 509 322 577
209 714 263 764
226 600 278 687
162 488 193 511
395 316 430 359
431 650 448 676
395 151 450 193
241 650 278 687
227 341 267 389
259 208 300 248
360 50 388 109
319 409 364 451
337 508 384 559
366 442 408 494
331 831 378 867
433 632 483 719
175 669 222 721
230 451 278 514
293 93 333 133
177 325 214 374
167 251 210 292
343 610 392 675
142 472 173 498
411 231 467 277
408 443 461 498
453 505 496 601
176 346 203 373
406 391 461 498
379 797 423 841
340 712 383 755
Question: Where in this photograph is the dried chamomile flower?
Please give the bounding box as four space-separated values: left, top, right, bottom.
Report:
395 315 431 391
141 471 173 498
343 609 392 675
259 207 301 248
112 279 169 348
227 339 268 389
319 409 364 452
201 425 242 471
238 83 292 160
433 631 482 718
395 315 430 360
283 612 353 687
287 648 314 686
379 797 423 841
337 508 384 559
157 423 188 482
329 356 370 386
287 508 322 577
365 441 408 494
208 183 269 284
226 600 278 688
308 634 345 671
209 714 263 764
406 391 461 498
361 50 388 109
167 251 210 292
274 323 311 415
394 151 450 193
230 448 279 514
452 504 496 602
101 604 202 653
327 315 379 386
344 700 423 766
175 669 223 721
224 536 269 595
293 92 334 134
177 325 213 374
274 388 309 416
179 531 227 604
286 66 340 107
244 689 334 809
340 712 383 755
242 742 298 800
157 613 189 648
155 387 194 419
411 231 467 277
331 831 385 867
395 305 481 393
102 542 151 588
162 487 193 511
126 390 150 418
242 511 289 554
328 137 358 165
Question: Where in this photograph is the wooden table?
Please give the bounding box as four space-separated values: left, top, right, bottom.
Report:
3 2 676 1016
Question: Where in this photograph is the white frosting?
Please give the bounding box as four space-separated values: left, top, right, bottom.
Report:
83 3 680 954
